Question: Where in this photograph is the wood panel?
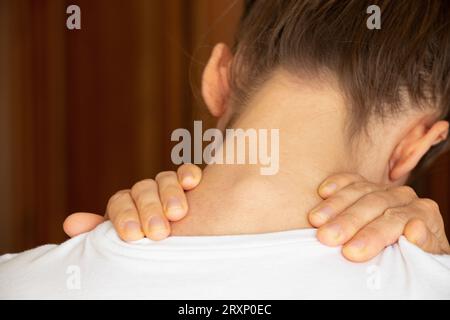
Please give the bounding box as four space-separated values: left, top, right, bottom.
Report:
413 152 450 237
0 0 14 252
1 0 67 252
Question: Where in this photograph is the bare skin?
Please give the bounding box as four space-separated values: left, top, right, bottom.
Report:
65 43 450 262
64 165 450 263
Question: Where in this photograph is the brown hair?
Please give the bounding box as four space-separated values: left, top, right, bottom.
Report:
230 0 450 170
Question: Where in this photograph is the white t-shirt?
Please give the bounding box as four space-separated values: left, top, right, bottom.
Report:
1 221 449 299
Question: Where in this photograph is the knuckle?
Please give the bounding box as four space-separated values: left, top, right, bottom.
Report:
108 189 130 204
415 198 439 211
109 205 136 225
395 185 417 198
131 179 156 198
155 171 176 181
383 208 408 224
352 181 378 194
131 179 156 192
413 199 444 233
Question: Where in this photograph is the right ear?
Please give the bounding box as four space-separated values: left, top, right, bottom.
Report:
202 43 233 117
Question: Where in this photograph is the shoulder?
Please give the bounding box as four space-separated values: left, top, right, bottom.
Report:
0 227 97 299
392 237 450 298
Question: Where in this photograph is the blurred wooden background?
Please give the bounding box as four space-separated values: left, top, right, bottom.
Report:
0 0 448 253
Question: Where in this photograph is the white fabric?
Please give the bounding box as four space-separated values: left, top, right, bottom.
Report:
1 221 449 299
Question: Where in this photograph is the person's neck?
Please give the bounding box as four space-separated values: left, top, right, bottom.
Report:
171 71 354 236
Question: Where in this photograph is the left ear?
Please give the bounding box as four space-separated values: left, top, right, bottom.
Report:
201 43 233 117
389 120 449 181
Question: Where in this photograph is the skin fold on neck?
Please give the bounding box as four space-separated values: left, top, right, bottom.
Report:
171 71 390 236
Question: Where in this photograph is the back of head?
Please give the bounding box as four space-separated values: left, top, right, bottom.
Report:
230 0 450 171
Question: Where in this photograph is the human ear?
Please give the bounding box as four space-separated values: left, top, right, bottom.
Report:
201 43 233 117
389 120 449 181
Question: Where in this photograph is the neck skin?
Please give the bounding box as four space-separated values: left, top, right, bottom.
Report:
172 71 376 236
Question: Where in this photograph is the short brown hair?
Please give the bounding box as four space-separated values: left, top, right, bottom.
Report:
230 0 450 169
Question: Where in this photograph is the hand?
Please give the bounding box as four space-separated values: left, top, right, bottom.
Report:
65 166 450 260
63 164 202 241
308 173 450 262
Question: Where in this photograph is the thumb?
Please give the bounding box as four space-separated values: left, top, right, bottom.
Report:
63 212 106 238
404 218 444 254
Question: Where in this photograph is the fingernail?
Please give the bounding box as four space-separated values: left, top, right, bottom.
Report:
346 239 366 252
182 173 195 186
123 221 142 237
321 183 337 196
148 215 166 230
311 206 333 224
325 223 343 242
167 197 182 209
148 216 168 238
166 198 184 217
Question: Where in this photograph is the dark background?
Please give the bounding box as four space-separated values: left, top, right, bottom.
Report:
0 0 448 253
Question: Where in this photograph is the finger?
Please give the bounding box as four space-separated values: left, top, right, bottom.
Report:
107 190 145 242
177 163 202 190
404 218 447 254
155 171 189 221
316 186 416 245
309 181 384 227
341 207 408 262
317 173 366 198
408 198 448 242
63 212 106 238
131 180 170 241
